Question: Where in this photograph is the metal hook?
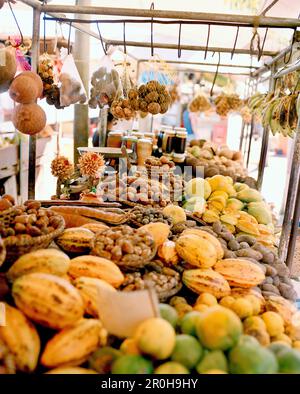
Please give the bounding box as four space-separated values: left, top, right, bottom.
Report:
8 1 24 46
231 26 239 60
178 22 182 58
250 28 261 58
204 24 211 60
283 28 296 65
96 22 107 55
150 2 154 57
210 52 221 97
258 27 268 61
123 21 127 54
67 21 72 54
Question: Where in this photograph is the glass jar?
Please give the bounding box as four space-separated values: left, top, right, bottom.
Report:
137 138 153 167
173 127 187 154
158 126 172 153
107 131 124 148
162 129 176 154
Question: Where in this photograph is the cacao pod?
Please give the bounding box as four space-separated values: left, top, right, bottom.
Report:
183 268 231 298
181 228 224 259
12 273 84 329
41 318 107 368
0 303 40 372
73 276 116 317
176 234 218 268
7 248 70 281
138 222 170 248
68 255 124 288
46 367 98 374
214 258 265 288
56 228 95 254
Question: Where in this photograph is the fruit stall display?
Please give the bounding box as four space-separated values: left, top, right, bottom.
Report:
0 179 300 375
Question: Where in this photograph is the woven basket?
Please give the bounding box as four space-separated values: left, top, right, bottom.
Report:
3 217 65 264
0 207 16 228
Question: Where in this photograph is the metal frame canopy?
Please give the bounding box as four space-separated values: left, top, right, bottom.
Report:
16 0 300 269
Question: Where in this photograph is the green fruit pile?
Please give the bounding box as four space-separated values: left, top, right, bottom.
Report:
87 303 300 374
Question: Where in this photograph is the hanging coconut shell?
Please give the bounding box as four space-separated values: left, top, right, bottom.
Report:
9 75 40 104
0 47 17 93
13 71 43 98
12 103 46 135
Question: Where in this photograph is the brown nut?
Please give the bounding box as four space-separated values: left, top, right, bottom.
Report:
25 200 41 210
2 194 15 205
27 209 37 215
14 215 30 225
26 225 42 237
35 217 49 228
6 228 15 236
28 214 37 224
0 199 12 211
14 222 26 233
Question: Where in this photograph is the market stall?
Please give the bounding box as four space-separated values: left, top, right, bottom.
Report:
1 0 300 376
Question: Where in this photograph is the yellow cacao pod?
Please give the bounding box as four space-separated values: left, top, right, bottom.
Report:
73 276 116 317
12 273 84 330
68 255 124 288
46 367 98 374
56 228 95 254
157 241 180 265
0 303 40 372
214 258 265 288
7 248 70 282
176 234 218 268
138 222 170 248
181 228 224 260
41 318 107 368
183 268 231 298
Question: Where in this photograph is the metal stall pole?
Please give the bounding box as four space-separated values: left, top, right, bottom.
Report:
285 173 300 270
257 64 276 190
246 76 259 169
28 6 41 200
279 117 300 262
73 0 90 164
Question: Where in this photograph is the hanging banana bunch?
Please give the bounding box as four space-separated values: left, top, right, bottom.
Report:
248 73 300 138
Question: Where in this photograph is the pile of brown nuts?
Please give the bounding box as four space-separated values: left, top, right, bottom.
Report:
0 200 61 239
145 156 175 171
129 206 173 226
91 225 156 270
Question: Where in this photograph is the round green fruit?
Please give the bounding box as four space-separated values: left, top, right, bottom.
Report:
155 361 189 374
111 355 153 374
159 304 179 328
196 306 242 351
196 350 228 374
180 311 202 337
171 334 203 369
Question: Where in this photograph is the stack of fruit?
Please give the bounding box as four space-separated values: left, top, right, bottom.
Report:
184 175 275 245
186 140 250 182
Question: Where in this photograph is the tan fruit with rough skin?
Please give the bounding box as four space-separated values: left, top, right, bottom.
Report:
46 367 98 374
176 234 218 268
236 220 260 236
162 205 186 225
7 249 70 281
182 228 224 260
12 273 84 329
41 318 107 368
73 276 116 317
68 255 124 288
183 269 231 298
214 259 265 288
138 223 170 248
56 228 95 254
158 241 180 265
0 303 40 372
